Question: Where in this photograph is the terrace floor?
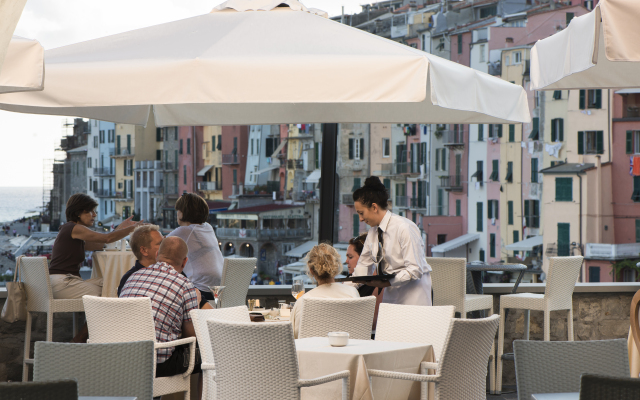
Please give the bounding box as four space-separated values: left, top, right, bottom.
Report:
487 386 518 400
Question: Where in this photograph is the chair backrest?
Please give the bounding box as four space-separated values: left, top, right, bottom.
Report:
579 373 640 400
82 295 157 343
514 339 629 400
298 296 376 340
630 289 640 362
19 256 53 312
220 257 256 307
190 306 251 364
435 314 499 400
207 319 300 399
0 380 77 400
34 341 155 400
544 256 583 310
375 304 455 362
427 257 466 314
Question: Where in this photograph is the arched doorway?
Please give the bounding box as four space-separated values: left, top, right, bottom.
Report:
240 243 254 257
223 242 235 256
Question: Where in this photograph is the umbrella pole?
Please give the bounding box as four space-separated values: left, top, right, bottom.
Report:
318 123 338 245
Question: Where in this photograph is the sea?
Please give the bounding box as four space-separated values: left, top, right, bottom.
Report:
0 187 43 223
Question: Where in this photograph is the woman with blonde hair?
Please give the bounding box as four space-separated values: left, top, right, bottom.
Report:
290 243 359 338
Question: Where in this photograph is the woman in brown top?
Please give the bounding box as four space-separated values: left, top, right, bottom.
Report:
50 194 144 300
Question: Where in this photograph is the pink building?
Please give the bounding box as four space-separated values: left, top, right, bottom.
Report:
177 126 204 195
221 126 249 199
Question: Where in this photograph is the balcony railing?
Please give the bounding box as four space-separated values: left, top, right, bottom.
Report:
164 187 179 196
93 168 115 176
216 228 312 240
113 147 135 157
410 197 427 209
115 191 133 199
96 189 116 197
149 186 164 194
231 184 244 196
443 130 465 146
342 194 354 205
378 163 394 176
293 191 318 202
287 159 304 170
222 154 239 164
162 162 178 171
198 181 220 191
440 175 464 191
394 162 420 175
395 196 408 208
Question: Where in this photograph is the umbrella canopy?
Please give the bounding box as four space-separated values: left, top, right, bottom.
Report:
0 0 27 74
531 0 640 90
0 36 44 94
0 0 530 126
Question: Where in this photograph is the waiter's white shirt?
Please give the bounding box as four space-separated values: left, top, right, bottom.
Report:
354 211 432 306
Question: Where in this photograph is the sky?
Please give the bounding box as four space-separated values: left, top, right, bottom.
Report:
0 0 368 187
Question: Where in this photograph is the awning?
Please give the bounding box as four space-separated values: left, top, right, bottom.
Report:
285 240 316 258
305 169 321 184
270 139 287 158
253 164 280 175
615 89 640 95
505 235 543 251
431 233 480 254
197 165 214 176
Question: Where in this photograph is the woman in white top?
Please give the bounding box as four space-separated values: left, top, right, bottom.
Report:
290 243 359 338
168 193 224 300
352 176 432 306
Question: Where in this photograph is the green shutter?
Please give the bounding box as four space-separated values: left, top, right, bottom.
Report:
633 177 640 202
457 34 462 54
509 124 515 142
497 125 503 138
488 200 493 219
627 131 634 154
477 202 483 232
529 118 539 140
533 200 540 228
524 200 529 227
437 189 443 216
578 131 584 154
596 131 604 154
508 201 513 225
442 148 446 171
353 213 359 237
479 249 485 262
553 90 562 100
531 158 538 183
636 219 640 243
383 178 390 192
559 118 564 141
490 234 496 258
156 149 162 161
556 177 573 201
348 139 354 159
456 199 461 217
558 223 570 256
116 135 121 155
478 124 484 141
551 119 557 142
352 178 361 192
435 148 440 171
513 230 519 256
566 12 574 26
595 89 602 109
579 90 586 110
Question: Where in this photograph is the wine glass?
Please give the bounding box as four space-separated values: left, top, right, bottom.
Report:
291 278 304 299
207 286 225 309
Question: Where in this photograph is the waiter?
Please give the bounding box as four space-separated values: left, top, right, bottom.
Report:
352 176 432 306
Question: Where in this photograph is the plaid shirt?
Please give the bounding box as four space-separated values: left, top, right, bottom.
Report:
120 262 199 363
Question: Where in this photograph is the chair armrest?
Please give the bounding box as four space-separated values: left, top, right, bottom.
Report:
421 361 438 372
201 363 216 371
298 370 350 387
154 336 196 349
368 369 438 383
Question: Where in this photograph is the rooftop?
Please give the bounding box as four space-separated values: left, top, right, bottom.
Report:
540 163 595 174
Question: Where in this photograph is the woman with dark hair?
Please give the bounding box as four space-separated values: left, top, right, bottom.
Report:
167 193 224 300
351 176 432 306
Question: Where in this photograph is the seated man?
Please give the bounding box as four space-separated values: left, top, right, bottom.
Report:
117 224 163 297
120 236 202 377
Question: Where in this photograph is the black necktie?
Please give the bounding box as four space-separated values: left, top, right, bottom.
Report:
377 227 385 276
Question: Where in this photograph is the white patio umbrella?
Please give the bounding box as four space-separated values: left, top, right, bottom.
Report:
0 0 530 126
531 0 640 90
0 0 27 72
0 36 44 94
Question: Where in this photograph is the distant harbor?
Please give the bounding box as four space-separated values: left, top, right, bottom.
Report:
0 187 43 223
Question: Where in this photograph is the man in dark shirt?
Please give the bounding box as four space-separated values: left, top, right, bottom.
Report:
117 224 163 296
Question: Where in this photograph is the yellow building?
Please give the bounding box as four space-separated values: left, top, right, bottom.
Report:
199 126 223 200
112 124 136 220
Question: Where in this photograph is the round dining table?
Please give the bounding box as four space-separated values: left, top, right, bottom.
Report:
91 250 137 297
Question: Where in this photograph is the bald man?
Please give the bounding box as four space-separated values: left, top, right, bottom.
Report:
120 236 203 378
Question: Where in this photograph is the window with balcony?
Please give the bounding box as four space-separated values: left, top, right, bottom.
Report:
577 131 604 154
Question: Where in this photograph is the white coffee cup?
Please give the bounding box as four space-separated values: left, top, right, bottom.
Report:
280 307 291 317
327 332 349 347
354 266 368 276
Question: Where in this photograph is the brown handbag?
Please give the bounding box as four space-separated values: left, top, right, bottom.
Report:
1 256 28 323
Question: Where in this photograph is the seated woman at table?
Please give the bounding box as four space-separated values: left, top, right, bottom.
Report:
168 193 223 300
290 243 359 338
346 234 384 330
49 193 144 342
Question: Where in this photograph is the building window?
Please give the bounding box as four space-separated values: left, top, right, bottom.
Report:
353 178 361 192
636 219 640 243
555 178 573 202
531 158 538 183
353 213 360 237
156 128 162 142
626 131 640 154
508 124 515 142
441 148 446 171
479 249 485 262
579 89 602 109
156 150 162 161
349 138 365 160
478 124 484 141
179 139 183 154
437 189 443 216
212 136 216 152
551 118 564 142
456 199 461 217
476 202 483 232
233 169 237 185
187 138 191 155
566 12 575 26
513 51 521 64
183 165 187 185
490 234 496 258
457 34 462 54
553 90 562 100
487 200 499 220
488 124 502 138
557 223 570 256
632 177 640 202
506 162 513 183
513 230 519 256
472 160 483 183
382 138 390 157
489 160 499 181
524 200 540 228
577 131 604 154
589 266 600 282
479 44 485 62
508 201 514 225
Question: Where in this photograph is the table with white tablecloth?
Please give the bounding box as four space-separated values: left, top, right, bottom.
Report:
295 337 434 400
91 250 137 298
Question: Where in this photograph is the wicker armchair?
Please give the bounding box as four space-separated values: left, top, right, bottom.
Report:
20 256 85 381
298 297 376 340
219 257 256 308
207 318 350 400
190 306 251 400
367 314 500 400
0 380 77 400
630 289 640 369
513 339 629 400
497 256 584 393
82 295 196 400
33 341 154 400
579 373 640 400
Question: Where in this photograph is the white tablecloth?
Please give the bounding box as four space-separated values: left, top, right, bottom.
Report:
295 337 434 400
91 251 137 298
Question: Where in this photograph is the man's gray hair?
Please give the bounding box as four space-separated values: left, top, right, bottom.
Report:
129 224 161 260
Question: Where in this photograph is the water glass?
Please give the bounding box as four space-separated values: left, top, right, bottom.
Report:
291 279 304 299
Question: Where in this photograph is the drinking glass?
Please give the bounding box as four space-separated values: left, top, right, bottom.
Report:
207 286 225 309
291 278 304 299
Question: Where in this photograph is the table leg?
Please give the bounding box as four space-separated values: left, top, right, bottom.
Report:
511 270 525 294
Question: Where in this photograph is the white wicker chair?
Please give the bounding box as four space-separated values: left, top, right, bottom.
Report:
207 318 350 400
219 257 256 308
298 297 376 340
427 257 496 393
368 314 500 400
496 255 584 394
33 340 155 400
82 295 196 400
190 306 251 400
20 256 85 382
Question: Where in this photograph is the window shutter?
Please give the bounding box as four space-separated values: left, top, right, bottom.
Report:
156 128 162 141
352 178 361 192
487 200 493 219
596 131 604 154
217 135 222 150
531 158 538 183
557 223 570 256
435 148 440 171
353 213 360 237
577 131 584 154
490 234 496 258
360 138 365 159
595 89 602 109
456 199 461 217
421 143 427 165
627 131 634 154
495 201 499 220
524 200 530 226
116 135 121 155
497 124 503 138
553 90 561 100
488 124 493 137
509 124 515 142
636 219 640 243
179 139 183 154
533 200 540 227
383 178 390 192
579 90 586 110
348 139 354 160
513 230 519 255
441 149 446 171
478 124 484 141
559 118 564 142
476 202 483 232
156 150 162 161
479 249 485 262
212 136 215 151
551 119 557 142
508 201 513 225
457 34 462 54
